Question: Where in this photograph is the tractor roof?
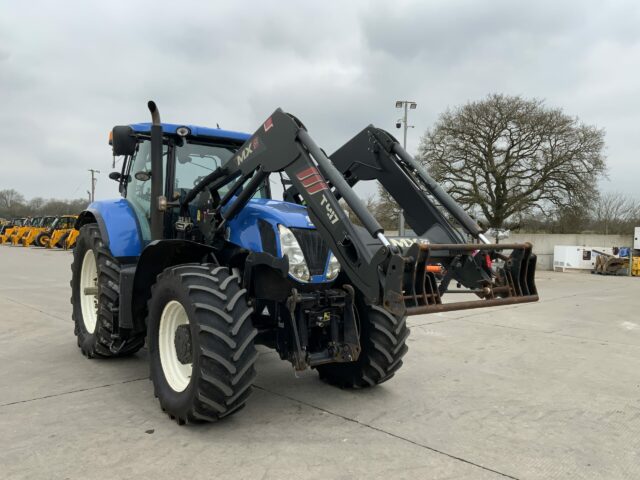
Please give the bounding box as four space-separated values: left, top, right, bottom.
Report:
129 123 251 143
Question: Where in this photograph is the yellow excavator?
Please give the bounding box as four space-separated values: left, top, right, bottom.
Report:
46 215 78 248
0 218 26 244
10 217 38 245
22 216 57 246
63 228 80 249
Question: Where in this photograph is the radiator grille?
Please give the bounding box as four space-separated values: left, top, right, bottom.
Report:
291 228 330 276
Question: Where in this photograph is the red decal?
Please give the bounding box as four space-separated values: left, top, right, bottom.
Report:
301 174 323 187
307 182 328 194
263 117 273 132
296 166 318 180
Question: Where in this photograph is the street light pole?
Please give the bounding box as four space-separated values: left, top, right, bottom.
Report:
403 102 408 150
395 100 417 236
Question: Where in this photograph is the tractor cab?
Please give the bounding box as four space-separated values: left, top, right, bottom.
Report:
107 121 335 285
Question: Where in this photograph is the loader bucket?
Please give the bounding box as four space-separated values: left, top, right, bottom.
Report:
0 227 14 244
64 229 79 249
10 226 30 246
385 242 538 317
48 228 71 248
22 227 44 247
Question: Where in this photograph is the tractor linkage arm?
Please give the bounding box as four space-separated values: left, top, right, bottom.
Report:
190 109 538 319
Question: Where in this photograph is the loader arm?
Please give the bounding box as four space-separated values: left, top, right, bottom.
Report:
192 109 538 319
329 125 538 313
205 109 393 305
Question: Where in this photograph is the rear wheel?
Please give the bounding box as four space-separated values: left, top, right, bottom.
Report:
70 224 145 358
316 304 409 388
147 265 258 424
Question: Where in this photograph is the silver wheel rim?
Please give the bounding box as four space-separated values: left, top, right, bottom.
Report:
80 250 98 334
159 300 192 392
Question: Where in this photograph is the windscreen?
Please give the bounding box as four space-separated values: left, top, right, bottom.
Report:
174 141 267 199
174 142 235 192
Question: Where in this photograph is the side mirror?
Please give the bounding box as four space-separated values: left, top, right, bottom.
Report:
109 171 121 181
111 126 137 156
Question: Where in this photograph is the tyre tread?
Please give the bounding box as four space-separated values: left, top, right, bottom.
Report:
150 265 257 423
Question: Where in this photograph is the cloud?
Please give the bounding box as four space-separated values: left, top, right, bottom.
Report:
0 0 638 201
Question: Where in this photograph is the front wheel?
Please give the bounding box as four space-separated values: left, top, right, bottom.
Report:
147 265 258 424
316 304 409 388
34 231 50 248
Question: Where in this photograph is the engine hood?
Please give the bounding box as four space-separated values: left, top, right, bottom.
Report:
233 198 314 228
225 198 315 253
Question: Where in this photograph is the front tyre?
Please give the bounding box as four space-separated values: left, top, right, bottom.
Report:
34 231 51 248
147 265 258 424
316 304 409 388
70 224 145 358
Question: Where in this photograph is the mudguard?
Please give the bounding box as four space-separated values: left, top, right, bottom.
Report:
76 199 145 258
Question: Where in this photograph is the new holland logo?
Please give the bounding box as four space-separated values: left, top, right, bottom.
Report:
296 166 328 195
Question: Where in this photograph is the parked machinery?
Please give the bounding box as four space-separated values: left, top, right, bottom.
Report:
22 216 57 247
70 102 538 424
9 217 37 245
0 218 25 244
46 215 78 248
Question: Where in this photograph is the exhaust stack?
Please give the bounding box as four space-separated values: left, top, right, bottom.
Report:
148 101 164 240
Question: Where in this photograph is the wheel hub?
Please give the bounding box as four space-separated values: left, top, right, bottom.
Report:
79 249 99 334
159 300 192 392
174 324 192 365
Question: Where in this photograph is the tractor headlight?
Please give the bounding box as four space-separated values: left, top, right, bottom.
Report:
278 225 310 282
326 252 341 280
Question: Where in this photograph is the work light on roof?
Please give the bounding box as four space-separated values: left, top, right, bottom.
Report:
176 126 191 137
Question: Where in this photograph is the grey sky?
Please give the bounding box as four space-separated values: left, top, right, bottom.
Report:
1 0 638 201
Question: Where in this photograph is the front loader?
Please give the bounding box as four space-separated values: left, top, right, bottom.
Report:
63 228 79 249
0 218 25 244
22 216 57 246
9 217 38 246
46 215 78 248
70 102 538 424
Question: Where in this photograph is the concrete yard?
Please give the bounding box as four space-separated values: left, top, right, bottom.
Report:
1 246 639 480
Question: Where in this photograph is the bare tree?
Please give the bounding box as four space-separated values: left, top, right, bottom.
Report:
0 189 26 217
592 192 640 235
418 94 607 229
373 184 400 231
28 197 46 213
0 189 87 218
340 194 378 228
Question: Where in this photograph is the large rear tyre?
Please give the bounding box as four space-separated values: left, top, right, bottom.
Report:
70 224 145 358
316 304 409 388
147 265 258 424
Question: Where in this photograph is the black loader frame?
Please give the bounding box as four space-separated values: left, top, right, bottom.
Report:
144 103 537 324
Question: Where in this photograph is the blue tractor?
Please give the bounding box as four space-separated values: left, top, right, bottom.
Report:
71 102 538 423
